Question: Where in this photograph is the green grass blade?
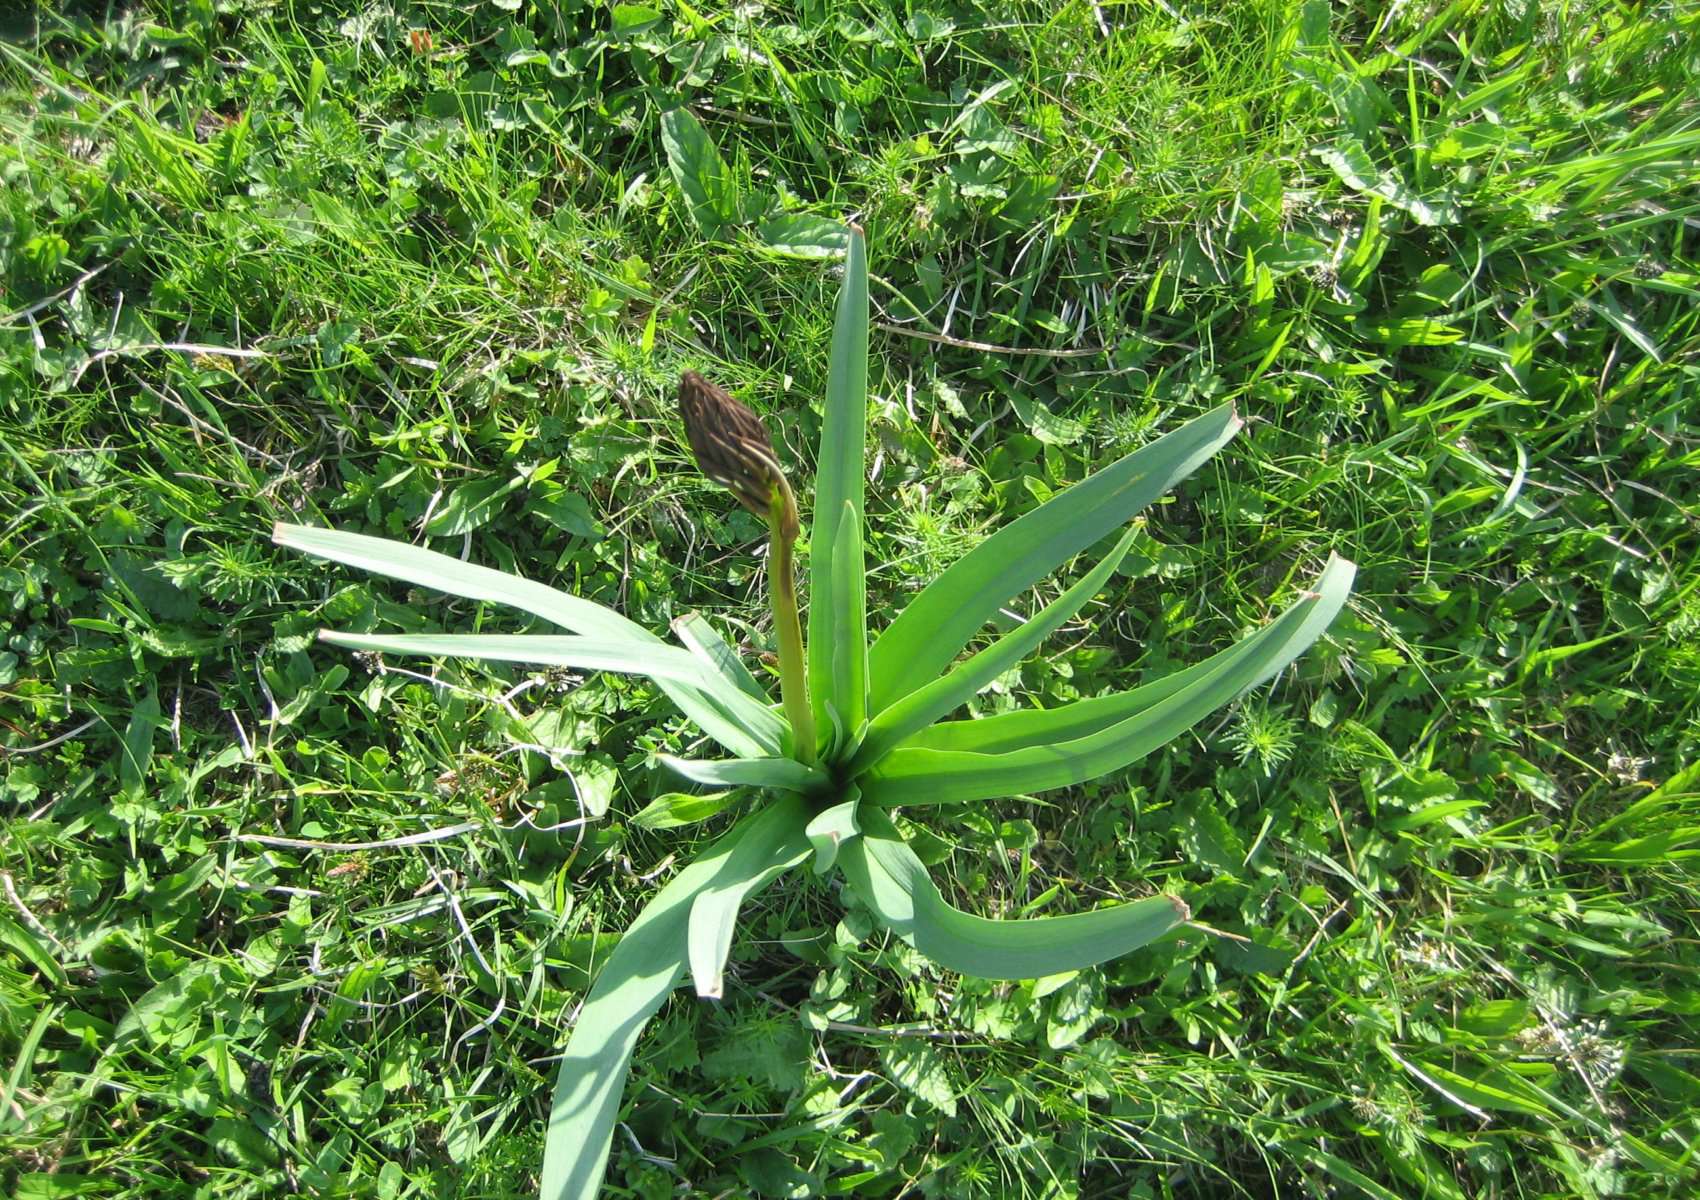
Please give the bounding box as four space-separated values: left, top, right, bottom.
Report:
804 788 862 874
851 525 1138 771
900 561 1347 755
318 631 711 682
686 810 810 999
862 555 1355 806
540 797 804 1200
807 224 869 748
672 612 769 702
659 754 826 793
275 523 783 757
829 499 870 745
837 809 1188 979
865 404 1242 715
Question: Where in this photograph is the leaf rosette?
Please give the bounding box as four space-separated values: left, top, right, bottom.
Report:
275 225 1355 1200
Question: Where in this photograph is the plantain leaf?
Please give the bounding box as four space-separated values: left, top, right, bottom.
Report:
862 555 1355 806
422 474 525 537
686 806 811 998
837 809 1188 979
273 523 783 757
630 790 741 831
852 524 1138 771
757 214 852 259
805 789 862 874
865 404 1241 716
660 754 826 793
539 799 803 1200
672 612 768 702
660 107 740 237
807 225 869 752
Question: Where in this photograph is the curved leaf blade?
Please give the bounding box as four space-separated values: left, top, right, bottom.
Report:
804 789 862 875
837 809 1187 979
276 522 647 640
807 225 869 748
862 554 1356 806
318 632 710 682
274 523 783 757
686 811 810 998
540 798 804 1200
852 524 1138 771
865 404 1241 715
901 560 1348 756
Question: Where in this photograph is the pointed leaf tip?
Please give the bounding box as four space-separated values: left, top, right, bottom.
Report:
837 812 1190 979
867 401 1242 715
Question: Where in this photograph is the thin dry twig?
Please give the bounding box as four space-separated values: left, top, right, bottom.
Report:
237 823 482 852
873 320 1108 359
0 262 109 324
2 870 69 956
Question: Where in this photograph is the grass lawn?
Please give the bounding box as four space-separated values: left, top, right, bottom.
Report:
3 1 1699 1197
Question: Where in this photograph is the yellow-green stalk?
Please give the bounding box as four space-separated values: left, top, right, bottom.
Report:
678 371 817 763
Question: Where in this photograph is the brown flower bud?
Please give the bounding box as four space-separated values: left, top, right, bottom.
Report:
678 371 796 536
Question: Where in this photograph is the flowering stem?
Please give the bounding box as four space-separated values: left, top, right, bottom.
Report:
768 480 815 764
677 370 815 763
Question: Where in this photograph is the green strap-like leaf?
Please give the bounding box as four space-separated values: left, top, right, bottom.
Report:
901 560 1349 755
836 809 1188 979
851 525 1138 771
274 523 783 757
540 797 804 1200
900 650 1223 755
318 631 711 682
686 808 811 998
804 789 862 875
828 499 870 749
807 225 869 750
861 555 1355 806
672 612 769 702
865 404 1242 716
660 754 826 793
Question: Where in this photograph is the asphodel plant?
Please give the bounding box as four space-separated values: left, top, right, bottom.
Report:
273 226 1354 1200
